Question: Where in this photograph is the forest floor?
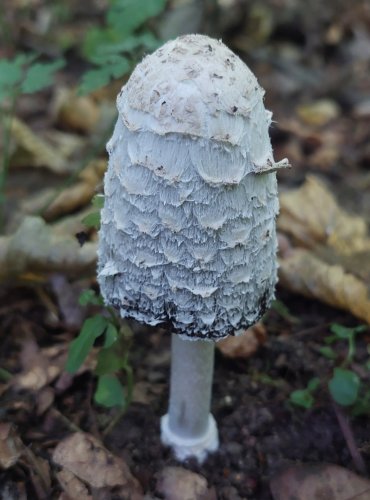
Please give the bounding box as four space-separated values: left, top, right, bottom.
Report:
1 0 370 499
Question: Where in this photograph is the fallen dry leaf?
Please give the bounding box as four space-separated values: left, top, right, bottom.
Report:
217 323 267 358
296 99 340 127
36 387 55 416
53 432 142 497
20 159 105 221
156 466 216 500
278 176 369 253
277 176 370 325
0 423 22 469
0 423 51 496
13 338 67 392
10 117 68 174
53 88 100 133
132 381 165 405
42 159 105 220
270 463 370 500
0 216 97 281
279 248 370 324
56 469 92 500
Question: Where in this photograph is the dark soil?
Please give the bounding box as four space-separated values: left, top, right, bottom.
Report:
105 291 370 499
1 285 369 499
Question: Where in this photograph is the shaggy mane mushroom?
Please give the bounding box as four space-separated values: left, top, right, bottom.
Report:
98 34 289 462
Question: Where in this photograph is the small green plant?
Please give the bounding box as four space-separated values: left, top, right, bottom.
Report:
66 289 133 409
79 0 166 94
82 194 105 229
290 377 320 409
0 54 64 228
290 323 369 413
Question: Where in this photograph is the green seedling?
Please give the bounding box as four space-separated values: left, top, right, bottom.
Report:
270 299 300 324
66 289 133 410
290 323 370 413
82 194 105 229
290 377 320 409
324 323 367 365
0 54 64 229
79 0 166 94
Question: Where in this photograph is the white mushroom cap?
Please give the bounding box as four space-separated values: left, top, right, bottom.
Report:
119 34 263 145
98 34 287 340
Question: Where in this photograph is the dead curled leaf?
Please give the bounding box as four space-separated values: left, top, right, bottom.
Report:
42 159 106 220
156 466 216 500
0 423 22 469
279 249 370 324
217 323 267 358
278 176 369 254
10 117 68 174
278 176 370 325
270 463 370 500
56 469 92 500
296 99 340 127
19 159 105 221
14 338 65 392
0 423 51 496
53 432 142 497
53 88 100 133
0 216 97 281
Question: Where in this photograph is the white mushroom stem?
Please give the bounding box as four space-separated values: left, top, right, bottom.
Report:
160 334 219 462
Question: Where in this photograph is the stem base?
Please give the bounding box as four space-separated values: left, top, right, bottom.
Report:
161 413 219 463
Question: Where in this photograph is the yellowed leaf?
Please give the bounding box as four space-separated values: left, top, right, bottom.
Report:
279 249 370 324
43 159 105 220
53 89 100 133
0 216 97 281
10 117 68 174
296 99 340 127
20 159 105 220
217 323 267 358
278 175 370 254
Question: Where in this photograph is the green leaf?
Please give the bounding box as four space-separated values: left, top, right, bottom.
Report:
330 323 367 340
270 299 299 323
324 335 337 345
307 377 321 392
330 324 353 340
92 194 105 209
352 390 370 416
78 289 103 306
107 0 166 36
328 368 361 406
110 56 131 79
66 315 108 373
319 346 337 360
78 67 112 95
21 59 65 94
290 389 315 409
91 33 159 59
94 374 126 407
0 60 22 100
104 323 118 348
95 346 122 376
82 211 101 229
82 27 117 61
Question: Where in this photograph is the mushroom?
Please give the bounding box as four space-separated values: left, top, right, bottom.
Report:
98 34 289 463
